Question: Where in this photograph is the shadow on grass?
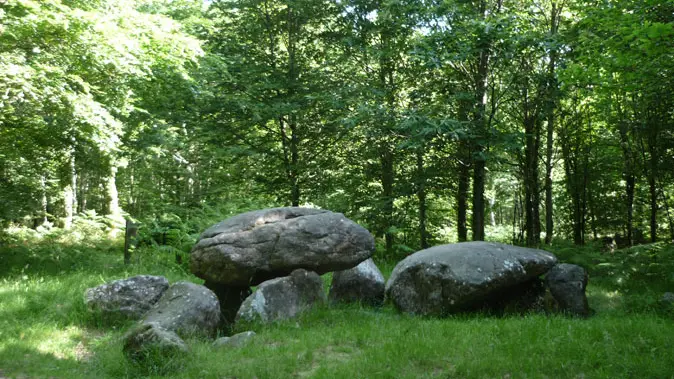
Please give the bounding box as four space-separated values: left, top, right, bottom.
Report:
0 342 86 378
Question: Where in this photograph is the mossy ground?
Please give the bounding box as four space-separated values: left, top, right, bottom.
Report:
1 226 673 378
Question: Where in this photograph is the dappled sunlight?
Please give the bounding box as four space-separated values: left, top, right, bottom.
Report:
35 326 86 361
587 287 623 312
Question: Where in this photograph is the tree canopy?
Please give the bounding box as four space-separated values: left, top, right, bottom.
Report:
2 0 673 256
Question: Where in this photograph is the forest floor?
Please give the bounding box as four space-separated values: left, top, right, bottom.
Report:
0 227 673 379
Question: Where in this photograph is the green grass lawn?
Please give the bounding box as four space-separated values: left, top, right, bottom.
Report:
1 229 673 378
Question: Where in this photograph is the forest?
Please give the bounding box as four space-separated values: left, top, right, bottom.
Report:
2 0 672 254
1 1 674 378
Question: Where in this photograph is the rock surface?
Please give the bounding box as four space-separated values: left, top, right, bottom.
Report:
213 331 256 348
123 323 188 362
236 269 326 324
84 275 169 320
545 263 590 317
329 258 385 306
141 281 220 338
190 207 375 286
385 242 558 316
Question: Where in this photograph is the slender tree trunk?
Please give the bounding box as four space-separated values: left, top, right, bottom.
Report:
489 196 496 227
79 172 87 213
40 174 48 226
416 148 428 249
625 175 635 246
659 186 674 242
524 115 541 247
544 2 559 245
380 145 395 255
63 151 77 229
618 120 635 246
457 141 470 242
457 100 471 242
104 165 121 216
648 138 658 242
290 115 300 206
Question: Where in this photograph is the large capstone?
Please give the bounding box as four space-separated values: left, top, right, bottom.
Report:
84 275 169 320
141 281 220 338
385 242 558 316
190 207 375 287
235 269 326 325
545 263 590 317
329 258 385 306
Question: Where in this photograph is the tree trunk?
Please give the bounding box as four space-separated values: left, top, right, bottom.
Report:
40 174 48 226
380 145 395 255
63 151 77 229
489 195 496 227
470 0 493 242
618 119 635 246
290 114 300 206
524 114 541 247
659 186 674 242
544 2 559 245
648 138 658 243
457 140 470 242
417 148 428 249
104 165 121 217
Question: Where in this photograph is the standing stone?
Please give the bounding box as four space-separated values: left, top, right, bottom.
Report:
386 242 558 316
236 269 326 325
329 258 385 306
123 323 188 362
84 275 169 320
545 263 590 317
190 207 375 286
141 281 220 338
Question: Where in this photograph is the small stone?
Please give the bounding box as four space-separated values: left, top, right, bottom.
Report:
329 258 385 306
141 282 220 338
545 263 590 317
236 269 326 325
213 331 256 348
123 323 188 363
84 275 169 320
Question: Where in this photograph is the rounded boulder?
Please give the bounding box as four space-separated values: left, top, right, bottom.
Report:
385 242 558 316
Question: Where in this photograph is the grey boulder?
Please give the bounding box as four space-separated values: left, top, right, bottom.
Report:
236 269 326 325
329 258 385 306
84 275 169 320
141 281 220 338
213 331 256 348
123 323 188 362
385 242 558 316
190 207 375 286
545 263 590 317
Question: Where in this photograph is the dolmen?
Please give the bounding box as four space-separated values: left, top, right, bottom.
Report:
189 207 376 327
386 241 589 317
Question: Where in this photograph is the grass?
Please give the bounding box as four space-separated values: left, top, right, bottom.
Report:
1 225 673 378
